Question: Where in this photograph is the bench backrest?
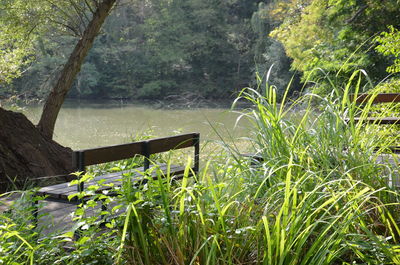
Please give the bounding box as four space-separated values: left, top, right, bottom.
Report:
351 93 400 104
72 132 200 172
146 133 199 154
73 141 144 167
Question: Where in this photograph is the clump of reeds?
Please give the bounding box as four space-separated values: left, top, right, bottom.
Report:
1 70 399 264
110 71 400 264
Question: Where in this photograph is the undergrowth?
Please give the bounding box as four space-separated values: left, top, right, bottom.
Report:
1 70 400 264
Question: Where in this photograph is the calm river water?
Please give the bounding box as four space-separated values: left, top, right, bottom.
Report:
21 100 251 150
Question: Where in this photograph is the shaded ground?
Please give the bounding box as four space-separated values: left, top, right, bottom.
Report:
0 193 76 234
1 192 120 236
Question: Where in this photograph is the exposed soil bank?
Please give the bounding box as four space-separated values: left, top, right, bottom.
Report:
0 108 73 191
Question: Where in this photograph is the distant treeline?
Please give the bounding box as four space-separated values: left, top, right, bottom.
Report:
3 0 400 100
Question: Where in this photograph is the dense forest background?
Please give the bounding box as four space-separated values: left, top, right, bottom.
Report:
2 0 400 101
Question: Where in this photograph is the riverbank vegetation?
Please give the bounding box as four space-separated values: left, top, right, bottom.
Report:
1 0 400 184
1 0 400 263
1 79 400 264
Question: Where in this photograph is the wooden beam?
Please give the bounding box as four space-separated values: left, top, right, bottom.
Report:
351 93 400 104
147 133 198 154
77 141 143 166
352 117 400 124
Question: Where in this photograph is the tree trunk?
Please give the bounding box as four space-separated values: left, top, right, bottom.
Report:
37 0 117 139
0 107 74 192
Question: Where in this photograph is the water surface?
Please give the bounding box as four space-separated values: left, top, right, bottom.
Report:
22 100 250 150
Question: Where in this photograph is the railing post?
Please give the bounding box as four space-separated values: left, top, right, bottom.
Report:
72 151 86 239
142 141 150 171
194 133 200 174
32 199 38 229
75 151 85 193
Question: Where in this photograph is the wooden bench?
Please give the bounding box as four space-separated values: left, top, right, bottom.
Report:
37 133 200 204
349 93 400 188
350 93 400 125
349 93 400 153
240 153 264 165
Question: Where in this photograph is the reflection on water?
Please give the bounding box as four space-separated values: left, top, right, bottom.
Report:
22 100 251 150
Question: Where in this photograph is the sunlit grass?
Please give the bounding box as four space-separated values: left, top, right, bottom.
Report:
1 70 400 264
102 73 400 264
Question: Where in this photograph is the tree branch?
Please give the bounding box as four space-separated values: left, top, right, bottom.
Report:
346 5 367 24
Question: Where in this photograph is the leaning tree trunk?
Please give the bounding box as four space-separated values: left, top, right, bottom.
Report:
0 0 116 190
37 0 117 139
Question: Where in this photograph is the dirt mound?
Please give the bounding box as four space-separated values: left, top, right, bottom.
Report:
0 108 73 191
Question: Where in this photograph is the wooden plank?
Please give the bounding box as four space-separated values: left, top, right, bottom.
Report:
351 93 400 104
38 169 129 195
38 166 151 196
147 133 198 154
38 167 133 193
57 165 186 200
78 141 144 166
373 146 400 153
241 153 264 161
39 164 187 200
352 117 400 124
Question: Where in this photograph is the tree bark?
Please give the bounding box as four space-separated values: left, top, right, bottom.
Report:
0 107 74 192
37 0 117 139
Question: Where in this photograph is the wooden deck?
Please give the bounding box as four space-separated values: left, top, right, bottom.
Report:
37 164 185 201
0 192 122 235
1 163 187 235
352 117 400 124
0 194 76 234
37 133 199 207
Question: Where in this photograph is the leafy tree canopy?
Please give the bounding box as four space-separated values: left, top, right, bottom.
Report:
375 26 400 74
3 0 271 100
0 0 99 83
271 0 400 92
0 0 42 82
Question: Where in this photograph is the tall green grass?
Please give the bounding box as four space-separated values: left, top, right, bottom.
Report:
1 70 400 264
106 73 399 264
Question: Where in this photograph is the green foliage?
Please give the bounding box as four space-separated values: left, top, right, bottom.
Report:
138 80 176 98
137 0 253 98
251 2 298 94
0 191 68 264
0 0 42 83
0 193 36 264
271 0 400 94
1 0 269 100
4 0 400 100
1 70 400 264
0 0 98 85
375 26 400 74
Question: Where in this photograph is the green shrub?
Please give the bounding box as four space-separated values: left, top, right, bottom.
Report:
1 71 399 264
